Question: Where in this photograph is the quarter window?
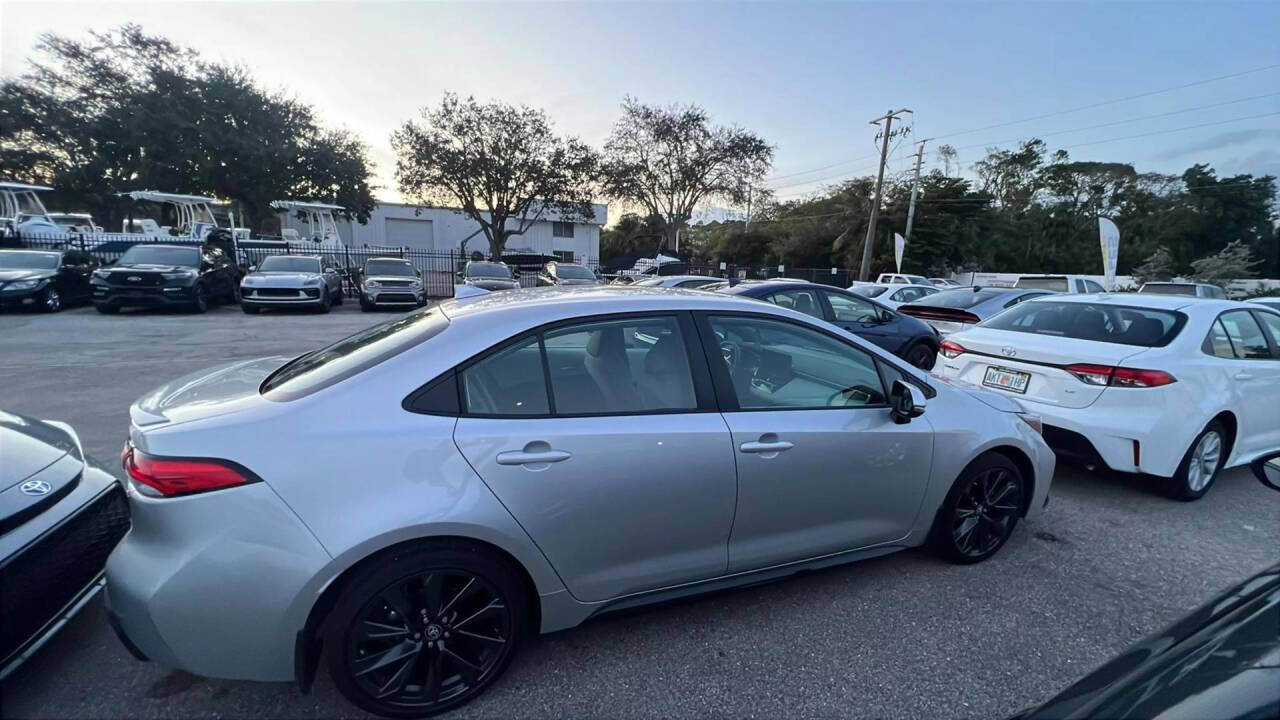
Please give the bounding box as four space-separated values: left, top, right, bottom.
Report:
707 315 886 410
1219 311 1272 359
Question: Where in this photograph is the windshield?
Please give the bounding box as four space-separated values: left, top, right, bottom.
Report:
1139 283 1198 296
262 307 449 400
366 260 416 277
851 285 888 298
983 300 1185 347
905 275 930 285
0 251 59 270
912 287 1006 309
117 245 200 267
466 262 512 279
259 256 321 273
1016 277 1070 292
555 264 596 280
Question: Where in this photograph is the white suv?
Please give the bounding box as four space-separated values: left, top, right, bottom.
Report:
936 294 1280 500
1015 275 1106 294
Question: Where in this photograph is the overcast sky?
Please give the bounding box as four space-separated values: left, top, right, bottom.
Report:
2 0 1278 210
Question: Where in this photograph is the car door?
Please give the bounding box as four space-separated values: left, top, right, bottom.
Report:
698 312 934 572
819 288 902 352
452 312 737 602
1214 310 1280 456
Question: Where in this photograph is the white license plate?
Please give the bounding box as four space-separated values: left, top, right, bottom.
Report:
983 366 1030 394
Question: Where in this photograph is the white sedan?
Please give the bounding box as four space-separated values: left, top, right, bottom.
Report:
849 282 940 309
935 293 1280 500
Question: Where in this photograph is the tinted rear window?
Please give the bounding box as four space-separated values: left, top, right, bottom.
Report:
1139 284 1197 296
911 287 1006 309
1015 277 1069 292
261 307 448 400
982 301 1185 347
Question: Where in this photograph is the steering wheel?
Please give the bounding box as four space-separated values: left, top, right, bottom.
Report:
719 340 740 373
827 384 879 407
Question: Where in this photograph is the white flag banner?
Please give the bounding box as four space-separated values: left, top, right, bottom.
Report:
1098 218 1120 291
894 232 906 273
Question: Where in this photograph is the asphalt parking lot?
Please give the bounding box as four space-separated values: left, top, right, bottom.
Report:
2 302 1278 720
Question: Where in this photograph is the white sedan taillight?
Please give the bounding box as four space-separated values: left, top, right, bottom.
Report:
1064 364 1176 388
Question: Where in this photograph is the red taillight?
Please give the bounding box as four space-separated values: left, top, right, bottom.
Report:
1064 364 1176 388
123 446 255 498
938 340 966 359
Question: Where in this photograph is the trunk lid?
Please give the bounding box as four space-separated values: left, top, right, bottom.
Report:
130 356 288 427
938 327 1151 409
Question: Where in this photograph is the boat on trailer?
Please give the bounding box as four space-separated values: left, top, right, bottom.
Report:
0 182 63 238
270 200 345 249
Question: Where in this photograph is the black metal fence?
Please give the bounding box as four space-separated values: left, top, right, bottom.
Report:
7 233 598 299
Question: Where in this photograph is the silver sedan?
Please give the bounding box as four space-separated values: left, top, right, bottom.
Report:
106 285 1054 718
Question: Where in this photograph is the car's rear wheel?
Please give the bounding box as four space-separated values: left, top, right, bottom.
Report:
1170 420 1226 501
324 544 528 719
904 342 936 370
932 453 1024 564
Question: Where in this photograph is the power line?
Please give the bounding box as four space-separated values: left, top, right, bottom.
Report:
936 91 1280 155
930 62 1280 141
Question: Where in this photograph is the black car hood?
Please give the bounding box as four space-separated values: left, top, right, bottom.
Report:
0 410 80 491
1017 563 1280 719
0 269 55 282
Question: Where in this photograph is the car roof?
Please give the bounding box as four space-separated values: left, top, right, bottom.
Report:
442 285 778 321
265 254 321 260
1027 292 1240 312
721 280 832 294
367 256 412 262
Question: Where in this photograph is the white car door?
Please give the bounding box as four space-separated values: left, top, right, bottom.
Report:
1212 310 1280 458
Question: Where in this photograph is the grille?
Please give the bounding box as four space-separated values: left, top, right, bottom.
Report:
0 485 130 664
108 272 163 287
379 280 414 288
257 288 303 298
377 292 417 303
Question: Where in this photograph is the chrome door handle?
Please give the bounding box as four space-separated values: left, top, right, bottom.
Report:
739 440 794 454
496 449 572 466
1234 372 1254 381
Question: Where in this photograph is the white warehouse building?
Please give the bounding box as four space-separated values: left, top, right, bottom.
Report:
280 202 606 264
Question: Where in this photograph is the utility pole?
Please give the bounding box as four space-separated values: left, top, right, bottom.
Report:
859 108 912 281
745 184 753 231
904 137 930 244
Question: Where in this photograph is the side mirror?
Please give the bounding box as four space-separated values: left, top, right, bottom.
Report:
248 265 257 272
1251 452 1280 493
889 380 926 424
324 266 336 273
456 271 464 278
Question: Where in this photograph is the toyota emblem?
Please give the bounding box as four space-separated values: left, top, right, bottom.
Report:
1000 347 1017 357
20 479 53 496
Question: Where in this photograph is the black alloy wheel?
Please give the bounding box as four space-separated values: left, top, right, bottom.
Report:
934 453 1024 564
905 342 936 370
326 546 526 718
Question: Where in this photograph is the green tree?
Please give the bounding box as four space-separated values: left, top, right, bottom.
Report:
0 25 376 231
1190 240 1263 283
392 93 599 259
1131 247 1177 284
602 97 772 251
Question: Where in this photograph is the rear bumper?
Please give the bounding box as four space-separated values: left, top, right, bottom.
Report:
105 481 332 682
1027 396 1193 477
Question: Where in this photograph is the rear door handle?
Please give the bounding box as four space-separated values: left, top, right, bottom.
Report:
740 441 794 453
1234 372 1254 381
496 449 572 466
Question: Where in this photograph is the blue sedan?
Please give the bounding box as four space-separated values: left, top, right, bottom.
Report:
718 280 941 369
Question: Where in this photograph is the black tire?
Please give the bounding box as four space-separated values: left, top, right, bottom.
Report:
40 287 62 313
333 288 344 306
226 284 241 305
323 543 528 719
189 284 209 314
95 303 119 314
904 341 936 370
316 292 331 314
931 452 1024 564
361 296 375 312
241 303 260 314
1168 420 1227 502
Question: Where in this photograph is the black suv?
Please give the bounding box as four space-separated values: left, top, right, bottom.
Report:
536 261 601 287
0 248 99 312
91 244 240 314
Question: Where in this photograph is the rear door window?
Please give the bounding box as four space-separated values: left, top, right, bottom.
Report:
823 290 883 323
1218 311 1272 359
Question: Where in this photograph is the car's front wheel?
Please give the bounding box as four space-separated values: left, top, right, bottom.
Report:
324 543 528 719
40 287 61 313
189 283 209 313
932 453 1024 564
